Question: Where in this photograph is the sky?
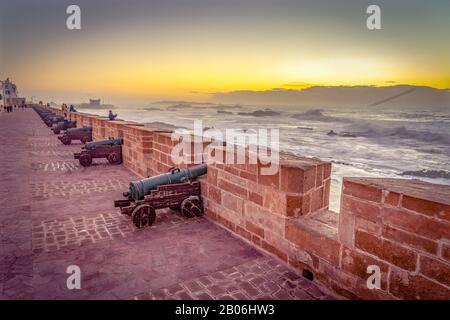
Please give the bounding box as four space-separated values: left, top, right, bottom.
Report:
0 0 449 105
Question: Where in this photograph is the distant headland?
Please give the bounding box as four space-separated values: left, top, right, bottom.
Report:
76 99 116 110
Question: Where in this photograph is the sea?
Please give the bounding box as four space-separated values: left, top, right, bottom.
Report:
77 102 450 212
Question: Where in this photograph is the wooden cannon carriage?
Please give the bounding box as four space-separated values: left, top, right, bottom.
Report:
114 165 207 228
74 138 123 167
58 127 93 145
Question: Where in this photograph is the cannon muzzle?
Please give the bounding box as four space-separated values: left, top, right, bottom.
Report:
128 164 207 201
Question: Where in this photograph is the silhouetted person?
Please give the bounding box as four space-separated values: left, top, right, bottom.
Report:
108 110 117 121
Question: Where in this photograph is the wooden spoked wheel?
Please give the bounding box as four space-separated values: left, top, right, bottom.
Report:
81 136 92 144
79 154 93 167
180 196 203 218
61 135 71 145
107 152 122 165
131 204 156 228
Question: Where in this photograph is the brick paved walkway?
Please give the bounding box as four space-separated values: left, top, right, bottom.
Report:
0 109 339 300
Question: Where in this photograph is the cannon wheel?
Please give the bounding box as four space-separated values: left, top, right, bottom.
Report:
61 135 71 145
53 129 60 135
107 152 122 165
81 136 92 144
181 196 203 218
131 204 156 228
79 153 93 167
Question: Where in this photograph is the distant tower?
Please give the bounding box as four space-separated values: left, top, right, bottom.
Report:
89 99 101 106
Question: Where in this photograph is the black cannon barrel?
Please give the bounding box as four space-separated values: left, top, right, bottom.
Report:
66 127 93 134
84 138 123 150
43 114 56 120
52 120 76 132
49 117 65 125
128 164 207 200
58 119 75 126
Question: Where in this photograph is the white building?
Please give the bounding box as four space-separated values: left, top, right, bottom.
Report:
1 78 25 107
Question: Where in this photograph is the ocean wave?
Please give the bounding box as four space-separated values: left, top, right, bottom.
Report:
346 123 450 145
167 103 192 110
292 109 346 122
237 108 281 117
144 121 181 130
401 170 450 179
209 105 243 110
384 111 450 120
297 126 313 131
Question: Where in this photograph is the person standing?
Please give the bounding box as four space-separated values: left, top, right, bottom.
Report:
108 110 118 120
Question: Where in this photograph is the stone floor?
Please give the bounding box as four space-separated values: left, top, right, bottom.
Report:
0 109 339 300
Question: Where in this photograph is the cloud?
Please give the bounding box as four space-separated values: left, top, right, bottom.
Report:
212 85 450 111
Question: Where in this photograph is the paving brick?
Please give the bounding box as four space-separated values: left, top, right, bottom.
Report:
207 285 227 297
174 290 194 300
272 289 292 299
183 280 204 293
239 282 261 298
195 292 214 300
231 291 249 300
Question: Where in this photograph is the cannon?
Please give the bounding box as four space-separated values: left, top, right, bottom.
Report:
37 111 57 124
39 112 56 122
44 115 65 127
74 138 123 167
33 107 60 125
58 127 93 145
51 120 77 134
33 106 52 117
114 164 207 228
38 111 54 119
